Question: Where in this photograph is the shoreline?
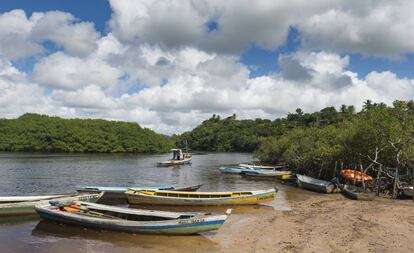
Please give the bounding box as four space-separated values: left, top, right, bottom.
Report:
209 193 414 253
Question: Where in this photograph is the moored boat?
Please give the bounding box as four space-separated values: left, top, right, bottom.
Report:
157 148 192 167
239 163 283 170
401 186 413 198
340 184 374 201
125 188 277 206
296 174 337 193
0 194 71 204
339 170 373 183
77 184 203 203
0 192 103 217
242 170 291 178
218 166 269 174
35 201 231 235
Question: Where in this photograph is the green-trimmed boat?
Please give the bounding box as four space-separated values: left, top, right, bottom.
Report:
0 192 103 217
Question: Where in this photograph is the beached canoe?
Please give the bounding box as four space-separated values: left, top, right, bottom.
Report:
296 174 337 193
242 170 292 178
0 193 103 217
338 184 374 201
126 188 277 206
239 163 283 170
0 194 70 203
340 170 373 182
401 186 413 198
35 201 231 235
77 184 203 203
218 166 270 174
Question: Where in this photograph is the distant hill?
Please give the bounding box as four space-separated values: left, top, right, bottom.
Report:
0 113 173 153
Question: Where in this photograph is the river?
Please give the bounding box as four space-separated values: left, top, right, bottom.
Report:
0 152 305 253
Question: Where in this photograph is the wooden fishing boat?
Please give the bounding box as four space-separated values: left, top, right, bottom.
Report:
77 184 203 203
340 184 374 201
35 201 231 235
0 193 103 217
239 163 283 170
242 170 291 178
218 166 269 174
296 174 337 193
126 188 277 206
401 186 413 198
340 170 373 182
0 194 70 203
157 149 192 167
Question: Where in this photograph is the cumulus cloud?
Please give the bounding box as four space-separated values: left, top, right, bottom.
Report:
0 9 100 60
1 2 414 135
299 0 414 58
32 51 123 91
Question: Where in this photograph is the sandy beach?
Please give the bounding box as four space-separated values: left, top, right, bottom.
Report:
213 193 414 253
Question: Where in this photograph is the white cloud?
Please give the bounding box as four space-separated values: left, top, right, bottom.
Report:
31 11 100 57
299 0 414 58
32 51 123 91
0 9 100 60
0 10 43 59
2 2 414 135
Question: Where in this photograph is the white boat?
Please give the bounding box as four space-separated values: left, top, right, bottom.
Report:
0 194 70 203
239 163 283 170
35 201 231 235
157 148 192 167
0 192 103 217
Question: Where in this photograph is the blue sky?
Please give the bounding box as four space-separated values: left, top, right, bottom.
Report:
2 0 413 79
1 0 414 134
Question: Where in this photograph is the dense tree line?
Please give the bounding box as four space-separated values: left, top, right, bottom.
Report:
177 105 356 152
0 114 173 153
255 100 414 195
178 100 414 193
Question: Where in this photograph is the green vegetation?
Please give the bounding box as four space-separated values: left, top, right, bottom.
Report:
0 113 173 153
177 105 356 152
178 100 414 194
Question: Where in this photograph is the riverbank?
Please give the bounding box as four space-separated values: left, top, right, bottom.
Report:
213 193 414 253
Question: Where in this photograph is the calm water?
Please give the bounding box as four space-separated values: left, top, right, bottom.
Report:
0 152 305 253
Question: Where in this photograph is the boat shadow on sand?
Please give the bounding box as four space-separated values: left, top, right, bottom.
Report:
32 220 221 252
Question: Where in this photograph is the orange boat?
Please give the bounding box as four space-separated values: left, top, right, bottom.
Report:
340 170 373 182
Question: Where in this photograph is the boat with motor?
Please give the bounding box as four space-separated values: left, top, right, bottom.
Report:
157 148 192 167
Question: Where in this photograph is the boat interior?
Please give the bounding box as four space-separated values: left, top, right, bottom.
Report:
52 202 195 221
135 190 254 198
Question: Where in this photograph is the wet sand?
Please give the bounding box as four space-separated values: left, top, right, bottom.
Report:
2 187 413 253
212 190 414 253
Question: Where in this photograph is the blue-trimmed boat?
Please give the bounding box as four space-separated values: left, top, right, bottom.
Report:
218 166 271 174
35 201 231 235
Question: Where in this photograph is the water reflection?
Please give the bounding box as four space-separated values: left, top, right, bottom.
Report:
0 152 303 253
32 220 221 253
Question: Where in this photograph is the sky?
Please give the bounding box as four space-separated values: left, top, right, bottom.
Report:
0 0 414 135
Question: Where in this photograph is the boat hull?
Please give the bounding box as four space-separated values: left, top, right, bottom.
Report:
339 184 374 201
157 157 192 167
126 189 277 206
297 175 336 193
35 202 228 235
0 193 102 217
77 184 203 203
